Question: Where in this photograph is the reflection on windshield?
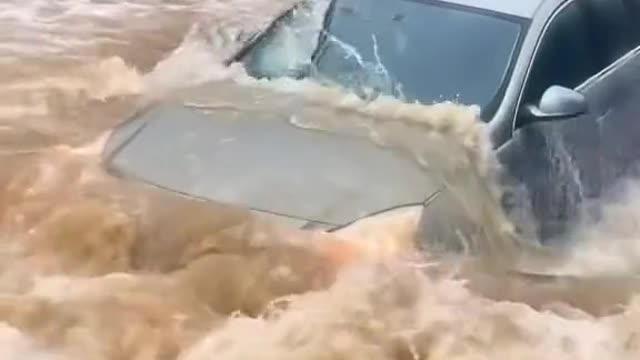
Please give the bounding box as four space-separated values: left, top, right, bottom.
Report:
242 0 524 116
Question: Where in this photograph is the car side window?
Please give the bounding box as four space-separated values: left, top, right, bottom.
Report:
583 0 638 65
621 0 640 47
521 2 600 105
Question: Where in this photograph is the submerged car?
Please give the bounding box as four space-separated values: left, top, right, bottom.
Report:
102 0 640 248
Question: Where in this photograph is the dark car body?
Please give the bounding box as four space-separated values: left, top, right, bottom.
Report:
102 0 640 248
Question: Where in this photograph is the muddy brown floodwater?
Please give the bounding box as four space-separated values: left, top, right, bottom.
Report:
4 1 640 359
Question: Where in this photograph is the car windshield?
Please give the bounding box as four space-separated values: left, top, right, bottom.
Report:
241 0 525 118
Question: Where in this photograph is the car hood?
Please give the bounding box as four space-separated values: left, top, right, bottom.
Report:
102 81 442 228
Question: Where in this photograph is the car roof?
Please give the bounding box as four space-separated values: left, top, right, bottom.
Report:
439 0 552 19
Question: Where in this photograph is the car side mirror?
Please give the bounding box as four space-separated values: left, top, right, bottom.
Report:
518 85 588 128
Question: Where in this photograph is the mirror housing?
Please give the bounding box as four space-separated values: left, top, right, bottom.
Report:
518 85 588 127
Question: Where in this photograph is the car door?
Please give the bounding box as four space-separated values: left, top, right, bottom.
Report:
496 0 633 244
589 1 640 196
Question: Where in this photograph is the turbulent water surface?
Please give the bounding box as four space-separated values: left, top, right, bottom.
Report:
3 1 640 359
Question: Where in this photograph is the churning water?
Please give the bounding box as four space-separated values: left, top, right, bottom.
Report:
3 1 640 359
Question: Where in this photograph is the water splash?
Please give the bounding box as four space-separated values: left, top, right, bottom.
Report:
1 0 640 359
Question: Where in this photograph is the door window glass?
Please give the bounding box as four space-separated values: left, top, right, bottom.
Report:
522 2 599 104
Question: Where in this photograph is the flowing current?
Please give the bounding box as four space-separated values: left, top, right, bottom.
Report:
4 1 640 359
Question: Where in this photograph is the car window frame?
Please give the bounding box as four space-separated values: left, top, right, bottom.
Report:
511 0 580 132
512 0 640 132
577 44 640 93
